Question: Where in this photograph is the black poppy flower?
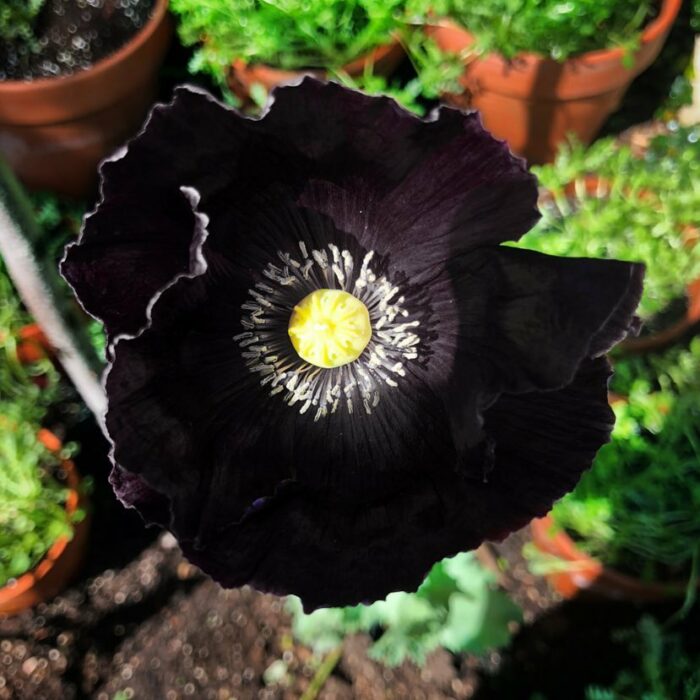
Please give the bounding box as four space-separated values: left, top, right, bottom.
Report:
62 79 643 610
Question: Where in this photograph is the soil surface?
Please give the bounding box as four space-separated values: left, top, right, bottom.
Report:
0 0 155 81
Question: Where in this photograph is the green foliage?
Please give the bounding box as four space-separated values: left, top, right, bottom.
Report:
26 192 106 362
0 257 59 411
334 67 426 115
171 0 416 81
550 382 700 579
585 616 700 700
611 336 700 397
516 127 700 323
0 403 82 587
433 0 654 60
288 552 520 667
0 0 44 45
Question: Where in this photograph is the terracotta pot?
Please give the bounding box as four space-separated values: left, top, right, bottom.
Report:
531 515 694 603
427 0 681 164
0 0 172 198
0 431 90 615
228 40 404 102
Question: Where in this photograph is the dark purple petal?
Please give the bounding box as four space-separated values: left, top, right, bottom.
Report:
120 357 614 610
60 79 645 610
109 464 171 526
104 195 452 542
437 247 643 454
61 87 292 341
62 80 539 341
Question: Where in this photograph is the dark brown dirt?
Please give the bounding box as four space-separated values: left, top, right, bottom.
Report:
0 0 155 81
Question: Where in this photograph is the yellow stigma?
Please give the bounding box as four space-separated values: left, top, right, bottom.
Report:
288 289 372 369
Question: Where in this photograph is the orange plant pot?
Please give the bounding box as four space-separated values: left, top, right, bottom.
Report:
227 40 405 102
427 0 681 164
0 0 172 198
530 515 693 603
0 431 90 615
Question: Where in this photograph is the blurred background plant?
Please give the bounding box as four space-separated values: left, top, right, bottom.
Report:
0 0 45 47
430 0 654 60
585 616 700 700
288 552 520 667
543 382 700 581
516 125 700 323
0 256 59 410
0 402 84 588
172 0 409 80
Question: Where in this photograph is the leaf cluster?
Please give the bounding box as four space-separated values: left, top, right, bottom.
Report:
0 256 59 411
611 336 700 397
0 0 44 45
288 552 520 667
171 0 419 79
585 616 700 700
517 127 700 322
550 381 700 578
0 403 81 587
432 0 654 61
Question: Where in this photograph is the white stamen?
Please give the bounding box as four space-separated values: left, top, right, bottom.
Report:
235 241 423 419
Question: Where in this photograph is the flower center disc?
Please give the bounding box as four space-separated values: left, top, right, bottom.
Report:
288 289 372 369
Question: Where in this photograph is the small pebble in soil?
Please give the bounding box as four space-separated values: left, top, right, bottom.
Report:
1 0 155 81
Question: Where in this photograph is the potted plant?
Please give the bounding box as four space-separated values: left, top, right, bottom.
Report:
527 355 700 603
0 0 172 197
515 126 700 354
170 0 409 104
0 405 90 615
425 0 682 163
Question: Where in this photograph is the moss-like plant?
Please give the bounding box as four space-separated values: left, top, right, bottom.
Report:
611 336 700 397
288 552 520 667
0 404 84 587
432 0 654 60
546 381 700 581
172 0 412 79
516 126 700 324
0 0 44 46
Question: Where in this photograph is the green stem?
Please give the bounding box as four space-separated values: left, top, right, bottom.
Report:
300 646 343 700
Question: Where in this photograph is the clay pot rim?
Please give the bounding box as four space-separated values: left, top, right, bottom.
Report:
0 431 82 604
531 514 693 598
429 0 681 68
0 0 169 95
230 37 402 78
